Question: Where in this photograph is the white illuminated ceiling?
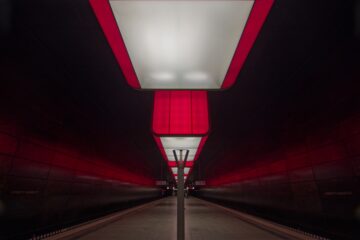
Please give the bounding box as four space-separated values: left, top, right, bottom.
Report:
160 137 201 162
171 167 190 175
109 0 254 89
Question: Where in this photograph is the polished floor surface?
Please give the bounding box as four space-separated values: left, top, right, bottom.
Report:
77 197 286 240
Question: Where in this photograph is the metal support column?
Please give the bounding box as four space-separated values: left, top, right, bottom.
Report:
177 150 184 240
173 149 189 240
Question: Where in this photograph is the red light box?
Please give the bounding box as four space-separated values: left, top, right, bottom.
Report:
153 90 209 135
153 90 209 181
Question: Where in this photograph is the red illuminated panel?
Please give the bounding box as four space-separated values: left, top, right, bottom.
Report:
191 91 210 134
152 91 170 134
170 91 192 134
89 0 140 88
222 0 274 89
153 91 209 135
168 161 194 168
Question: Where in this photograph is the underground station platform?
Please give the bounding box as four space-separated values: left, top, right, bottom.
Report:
0 0 359 239
45 197 319 240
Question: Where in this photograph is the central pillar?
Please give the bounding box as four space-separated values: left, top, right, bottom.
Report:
177 150 185 240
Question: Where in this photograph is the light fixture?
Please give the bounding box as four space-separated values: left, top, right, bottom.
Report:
153 91 208 135
90 0 274 89
161 137 201 162
153 90 208 181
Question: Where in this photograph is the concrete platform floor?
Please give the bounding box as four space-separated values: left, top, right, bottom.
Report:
77 197 286 240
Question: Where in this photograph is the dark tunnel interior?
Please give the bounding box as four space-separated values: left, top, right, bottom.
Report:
0 0 359 239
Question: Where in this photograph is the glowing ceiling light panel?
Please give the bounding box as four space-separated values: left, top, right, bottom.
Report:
90 0 274 89
161 137 201 162
109 0 253 89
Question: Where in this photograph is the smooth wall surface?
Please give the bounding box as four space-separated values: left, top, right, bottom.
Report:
196 113 360 239
0 117 160 239
0 1 165 237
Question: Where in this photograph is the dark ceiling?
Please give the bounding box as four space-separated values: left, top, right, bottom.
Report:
1 0 359 182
